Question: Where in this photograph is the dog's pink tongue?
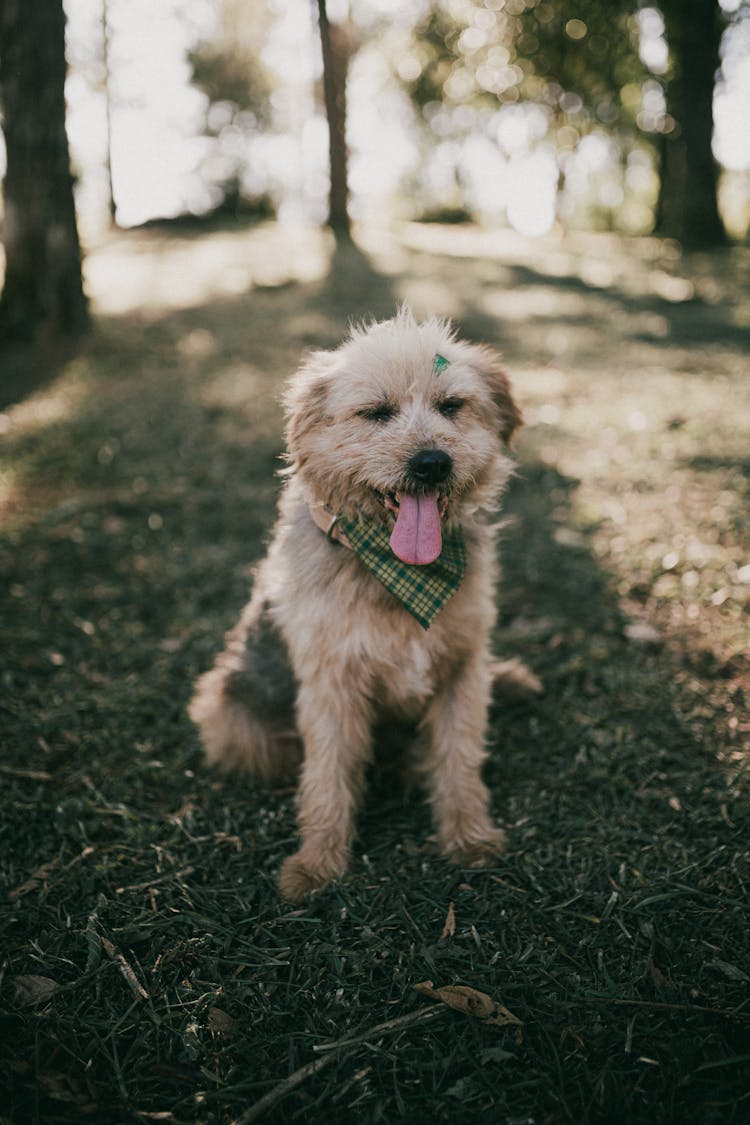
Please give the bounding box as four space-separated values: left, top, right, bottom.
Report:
390 492 442 565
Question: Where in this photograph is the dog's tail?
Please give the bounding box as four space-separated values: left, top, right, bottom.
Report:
189 667 301 782
490 658 542 700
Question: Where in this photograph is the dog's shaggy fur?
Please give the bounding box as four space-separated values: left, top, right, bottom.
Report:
190 309 539 900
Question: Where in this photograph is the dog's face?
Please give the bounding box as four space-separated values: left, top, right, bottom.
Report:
285 311 520 563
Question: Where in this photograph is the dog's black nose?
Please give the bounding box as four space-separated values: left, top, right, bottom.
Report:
408 449 453 486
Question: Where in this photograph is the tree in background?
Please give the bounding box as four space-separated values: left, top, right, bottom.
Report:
190 0 353 236
396 0 734 246
657 0 726 246
101 0 116 225
0 0 87 343
316 0 352 240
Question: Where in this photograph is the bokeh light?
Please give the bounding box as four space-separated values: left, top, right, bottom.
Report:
51 0 750 239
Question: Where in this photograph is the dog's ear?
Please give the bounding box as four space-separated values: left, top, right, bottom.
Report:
284 350 335 461
470 346 522 443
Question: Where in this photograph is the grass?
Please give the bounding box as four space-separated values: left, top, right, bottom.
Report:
1 221 749 1124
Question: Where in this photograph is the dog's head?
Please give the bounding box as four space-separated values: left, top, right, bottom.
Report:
285 309 520 564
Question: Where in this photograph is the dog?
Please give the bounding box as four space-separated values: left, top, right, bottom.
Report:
189 308 539 900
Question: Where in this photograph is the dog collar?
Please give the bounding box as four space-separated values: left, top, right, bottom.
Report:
309 501 353 548
308 502 466 629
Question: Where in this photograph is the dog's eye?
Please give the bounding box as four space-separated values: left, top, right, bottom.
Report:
437 397 464 419
359 403 397 423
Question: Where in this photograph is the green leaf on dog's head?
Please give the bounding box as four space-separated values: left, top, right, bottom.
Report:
433 353 450 374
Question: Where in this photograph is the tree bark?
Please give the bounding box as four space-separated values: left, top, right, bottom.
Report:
316 0 351 240
657 0 727 248
0 0 88 342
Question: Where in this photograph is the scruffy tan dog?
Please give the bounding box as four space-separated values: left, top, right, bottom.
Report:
190 308 538 901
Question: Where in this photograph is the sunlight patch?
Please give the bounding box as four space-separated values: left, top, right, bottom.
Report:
200 364 263 409
3 366 88 438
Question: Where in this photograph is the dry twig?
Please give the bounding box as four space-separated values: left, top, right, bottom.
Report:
235 1006 445 1122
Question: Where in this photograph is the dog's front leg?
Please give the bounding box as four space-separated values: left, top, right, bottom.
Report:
278 673 372 901
423 652 506 866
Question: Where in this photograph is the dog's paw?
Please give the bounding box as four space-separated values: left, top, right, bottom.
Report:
277 850 344 901
443 827 507 868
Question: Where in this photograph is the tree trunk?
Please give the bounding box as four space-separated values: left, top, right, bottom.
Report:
316 0 351 240
101 0 117 226
0 0 88 342
657 0 727 248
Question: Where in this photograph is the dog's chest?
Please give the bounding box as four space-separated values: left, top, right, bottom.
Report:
371 630 438 715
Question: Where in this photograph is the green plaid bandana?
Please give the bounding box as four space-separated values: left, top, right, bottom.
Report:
337 514 466 629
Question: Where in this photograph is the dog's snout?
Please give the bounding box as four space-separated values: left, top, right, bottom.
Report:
408 449 453 486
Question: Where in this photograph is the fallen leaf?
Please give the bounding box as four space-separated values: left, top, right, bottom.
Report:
648 960 667 990
8 860 58 900
414 981 522 1027
440 901 456 940
708 959 750 983
13 975 59 1007
208 1006 238 1038
445 1076 473 1099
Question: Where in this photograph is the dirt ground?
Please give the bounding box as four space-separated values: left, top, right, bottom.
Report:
1 220 749 1123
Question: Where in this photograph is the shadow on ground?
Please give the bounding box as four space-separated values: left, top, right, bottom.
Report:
1 225 748 1124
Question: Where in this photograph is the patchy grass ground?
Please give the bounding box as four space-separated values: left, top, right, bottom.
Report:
1 221 749 1124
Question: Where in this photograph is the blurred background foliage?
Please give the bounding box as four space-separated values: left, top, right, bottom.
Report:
187 1 275 221
9 0 749 239
1 0 749 343
392 0 659 232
